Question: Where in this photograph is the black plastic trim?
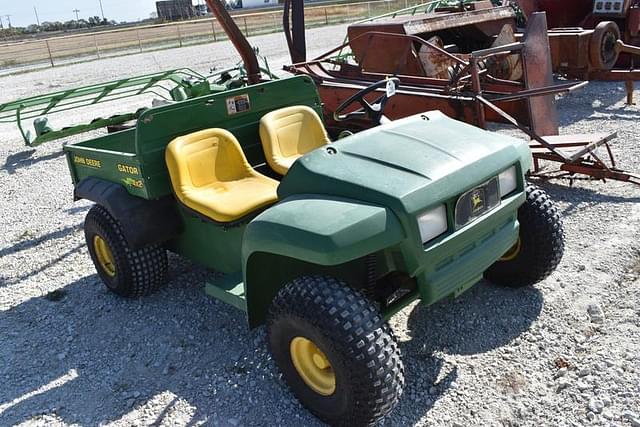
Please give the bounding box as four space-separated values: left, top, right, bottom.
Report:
75 177 183 249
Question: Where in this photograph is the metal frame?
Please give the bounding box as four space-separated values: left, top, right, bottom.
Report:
285 5 639 186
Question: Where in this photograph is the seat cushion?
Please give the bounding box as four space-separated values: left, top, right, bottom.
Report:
166 128 279 223
183 175 278 222
259 105 330 175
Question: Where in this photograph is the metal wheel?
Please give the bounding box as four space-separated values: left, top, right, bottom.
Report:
290 336 336 396
590 21 621 70
93 235 117 277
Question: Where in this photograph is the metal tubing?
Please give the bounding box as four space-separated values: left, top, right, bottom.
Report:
283 0 307 63
204 0 260 84
45 40 54 67
471 42 525 58
616 39 640 56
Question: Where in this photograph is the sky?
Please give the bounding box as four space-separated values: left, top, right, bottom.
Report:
0 0 201 27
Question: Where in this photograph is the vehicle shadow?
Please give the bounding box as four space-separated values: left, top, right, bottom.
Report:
1 148 65 175
0 224 81 259
531 180 640 217
0 262 320 426
382 280 543 426
0 224 84 288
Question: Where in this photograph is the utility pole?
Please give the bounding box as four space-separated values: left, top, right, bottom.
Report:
73 9 80 21
98 0 105 20
34 6 41 26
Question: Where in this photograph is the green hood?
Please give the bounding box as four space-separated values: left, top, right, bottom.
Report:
278 111 531 215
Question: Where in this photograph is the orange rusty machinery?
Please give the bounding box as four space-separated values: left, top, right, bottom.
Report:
517 0 640 104
283 0 639 185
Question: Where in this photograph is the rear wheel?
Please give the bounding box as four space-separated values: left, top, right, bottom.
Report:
267 276 404 426
590 21 621 70
485 184 564 287
84 205 167 297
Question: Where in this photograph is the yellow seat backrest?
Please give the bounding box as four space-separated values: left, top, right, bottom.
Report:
259 105 331 175
165 128 278 222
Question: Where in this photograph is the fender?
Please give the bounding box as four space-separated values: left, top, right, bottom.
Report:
242 194 405 327
75 177 182 249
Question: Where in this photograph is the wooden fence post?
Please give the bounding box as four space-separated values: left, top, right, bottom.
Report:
325 8 329 25
211 19 217 41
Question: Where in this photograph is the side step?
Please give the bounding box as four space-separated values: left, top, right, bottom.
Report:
205 272 247 311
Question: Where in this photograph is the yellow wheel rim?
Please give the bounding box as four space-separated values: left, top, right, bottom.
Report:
93 235 116 277
500 237 522 262
290 337 336 396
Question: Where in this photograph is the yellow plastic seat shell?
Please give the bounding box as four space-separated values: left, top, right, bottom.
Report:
165 128 279 223
259 105 331 175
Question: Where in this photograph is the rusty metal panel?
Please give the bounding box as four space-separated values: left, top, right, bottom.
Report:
517 0 593 28
547 31 592 73
358 34 426 76
348 24 407 64
629 7 640 36
403 7 515 35
521 12 559 136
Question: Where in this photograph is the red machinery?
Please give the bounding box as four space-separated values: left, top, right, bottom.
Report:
517 0 640 104
283 1 639 185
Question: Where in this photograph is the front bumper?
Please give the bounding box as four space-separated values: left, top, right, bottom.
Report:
415 191 524 305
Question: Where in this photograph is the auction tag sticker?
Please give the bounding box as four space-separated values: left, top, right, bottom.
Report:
226 94 251 115
386 79 397 97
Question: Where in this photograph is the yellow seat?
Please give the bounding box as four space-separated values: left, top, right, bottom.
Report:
165 128 279 223
259 105 331 175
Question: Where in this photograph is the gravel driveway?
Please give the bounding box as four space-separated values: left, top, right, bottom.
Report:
1 23 639 427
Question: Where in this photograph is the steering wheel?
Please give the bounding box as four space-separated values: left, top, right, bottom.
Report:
333 78 400 124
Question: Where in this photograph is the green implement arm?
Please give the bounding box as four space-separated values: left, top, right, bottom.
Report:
1 57 275 147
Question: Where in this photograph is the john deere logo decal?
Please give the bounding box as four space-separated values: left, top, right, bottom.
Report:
471 190 484 214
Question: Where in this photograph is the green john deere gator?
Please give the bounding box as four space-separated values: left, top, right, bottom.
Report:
63 73 564 425
14 1 564 425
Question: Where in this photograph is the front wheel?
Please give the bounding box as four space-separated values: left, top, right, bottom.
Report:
267 276 404 426
485 184 564 287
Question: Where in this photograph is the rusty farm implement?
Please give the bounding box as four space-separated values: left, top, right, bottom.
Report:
283 0 639 185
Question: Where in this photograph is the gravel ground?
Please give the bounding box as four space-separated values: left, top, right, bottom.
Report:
1 23 640 427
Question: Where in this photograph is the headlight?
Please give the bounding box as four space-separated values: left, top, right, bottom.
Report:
498 166 517 197
418 204 447 243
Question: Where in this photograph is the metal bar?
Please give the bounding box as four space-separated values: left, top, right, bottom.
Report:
488 81 588 103
137 29 143 53
471 42 525 59
475 95 572 162
45 40 54 67
566 133 618 163
616 39 640 56
204 0 260 84
470 58 486 128
94 35 100 59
